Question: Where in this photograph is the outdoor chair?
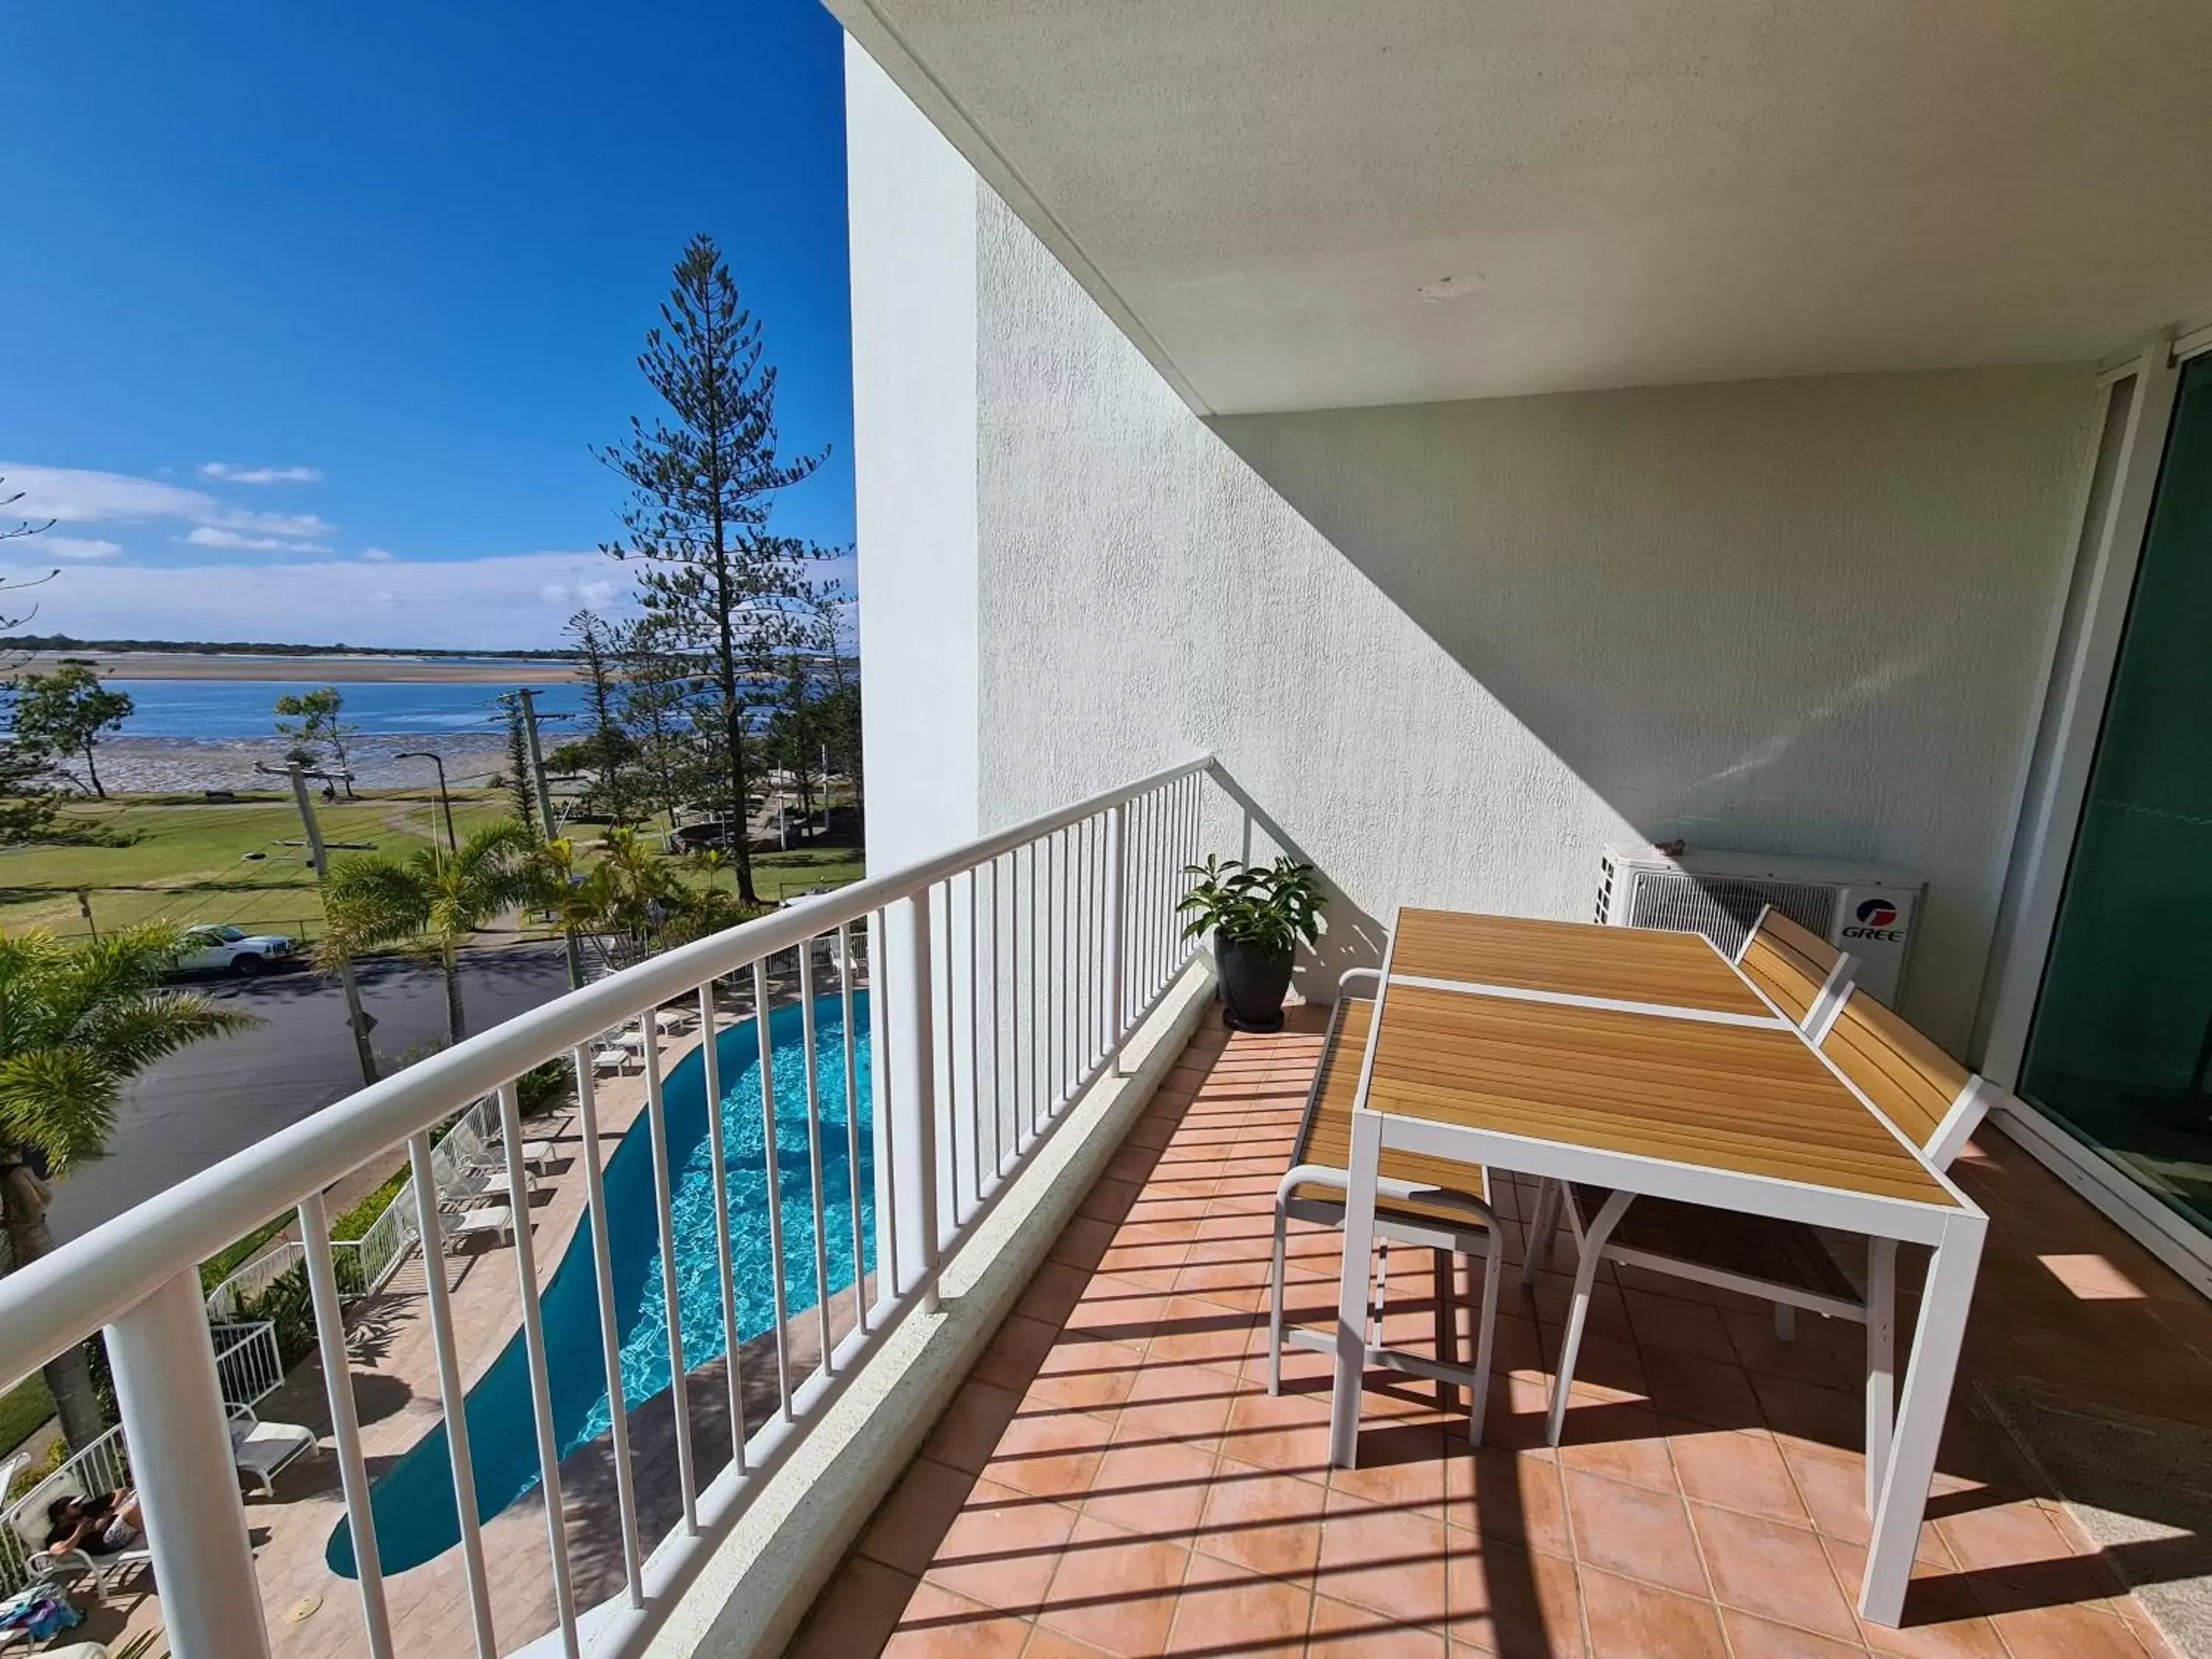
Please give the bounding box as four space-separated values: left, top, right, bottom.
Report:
591 1046 633 1077
1268 970 1506 1444
481 1135 556 1174
446 1203 515 1251
226 1405 316 1498
13 1472 154 1596
1527 984 1995 1493
1734 902 1858 1036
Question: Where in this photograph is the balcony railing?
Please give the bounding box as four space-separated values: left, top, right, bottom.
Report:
0 757 1222 1658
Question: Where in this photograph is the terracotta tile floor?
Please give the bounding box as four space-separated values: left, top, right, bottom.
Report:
791 1010 2209 1658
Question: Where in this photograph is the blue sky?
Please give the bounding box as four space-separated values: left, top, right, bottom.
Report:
0 0 853 650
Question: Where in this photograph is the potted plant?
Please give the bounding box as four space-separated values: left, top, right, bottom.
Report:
1177 855 1324 1032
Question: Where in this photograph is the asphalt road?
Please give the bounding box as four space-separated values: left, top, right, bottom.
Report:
49 943 580 1242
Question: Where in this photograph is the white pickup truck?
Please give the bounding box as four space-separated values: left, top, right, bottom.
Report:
176 923 297 977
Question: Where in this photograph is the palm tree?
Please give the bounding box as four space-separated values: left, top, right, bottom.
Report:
0 925 257 1448
323 820 538 1047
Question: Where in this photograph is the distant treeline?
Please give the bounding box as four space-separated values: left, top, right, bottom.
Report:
0 635 576 660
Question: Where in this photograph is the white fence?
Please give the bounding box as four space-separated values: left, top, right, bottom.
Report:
0 757 1221 1659
203 1093 504 1320
209 1321 284 1411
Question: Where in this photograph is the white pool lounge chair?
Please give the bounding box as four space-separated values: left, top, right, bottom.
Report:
12 1472 153 1594
226 1405 317 1498
591 1046 632 1077
447 1203 515 1249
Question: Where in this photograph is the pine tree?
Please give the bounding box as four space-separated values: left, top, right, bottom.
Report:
598 234 824 905
565 611 635 823
616 617 706 829
501 698 539 838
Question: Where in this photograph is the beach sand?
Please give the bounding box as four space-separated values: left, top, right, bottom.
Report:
65 652 580 683
97 734 510 793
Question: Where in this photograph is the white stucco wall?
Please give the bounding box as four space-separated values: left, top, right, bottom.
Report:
847 52 2100 1054
847 40 980 868
966 192 2096 1053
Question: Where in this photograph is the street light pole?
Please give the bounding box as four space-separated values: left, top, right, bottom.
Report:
394 750 458 856
277 762 379 1088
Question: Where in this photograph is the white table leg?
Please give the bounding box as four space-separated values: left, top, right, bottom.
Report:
1328 1107 1385 1469
1864 1237 1897 1515
1860 1211 1985 1626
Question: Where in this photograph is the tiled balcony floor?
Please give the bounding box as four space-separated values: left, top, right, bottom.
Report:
792 1011 2208 1658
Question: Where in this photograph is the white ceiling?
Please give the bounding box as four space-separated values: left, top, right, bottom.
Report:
830 0 2212 414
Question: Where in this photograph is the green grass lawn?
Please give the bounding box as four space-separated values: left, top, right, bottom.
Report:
0 790 514 939
0 793 866 941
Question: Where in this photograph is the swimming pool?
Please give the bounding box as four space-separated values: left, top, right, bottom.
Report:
327 992 872 1576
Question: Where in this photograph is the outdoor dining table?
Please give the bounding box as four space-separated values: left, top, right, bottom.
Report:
1327 907 1988 1627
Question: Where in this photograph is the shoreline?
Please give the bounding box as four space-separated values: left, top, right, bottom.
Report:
54 652 580 684
84 734 512 793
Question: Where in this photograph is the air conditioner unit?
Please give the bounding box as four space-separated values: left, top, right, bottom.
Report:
1596 846 1925 1005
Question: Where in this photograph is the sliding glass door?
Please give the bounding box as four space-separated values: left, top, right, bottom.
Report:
2021 355 2212 1233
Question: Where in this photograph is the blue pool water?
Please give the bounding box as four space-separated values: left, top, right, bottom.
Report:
327 992 872 1576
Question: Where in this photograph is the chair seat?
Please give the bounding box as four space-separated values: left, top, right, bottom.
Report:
1291 998 1489 1228
1571 1184 1858 1303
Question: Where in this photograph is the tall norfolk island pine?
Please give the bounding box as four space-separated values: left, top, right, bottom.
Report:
599 234 826 908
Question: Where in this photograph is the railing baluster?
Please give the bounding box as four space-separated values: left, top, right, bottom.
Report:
299 1190 396 1659
695 981 748 1478
869 908 900 1316
1108 799 1129 1060
837 921 868 1338
407 1130 503 1649
641 1018 699 1529
495 1078 582 1655
106 1273 272 1659
800 939 835 1377
968 865 982 1204
939 872 962 1222
1011 845 1024 1152
752 957 796 1417
1030 836 1043 1138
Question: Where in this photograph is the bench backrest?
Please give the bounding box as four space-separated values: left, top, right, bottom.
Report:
1736 905 1855 1034
1819 986 1991 1169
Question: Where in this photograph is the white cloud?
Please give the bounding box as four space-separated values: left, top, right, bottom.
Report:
0 552 641 650
536 578 622 613
35 537 124 560
359 546 394 563
185 526 335 553
0 463 335 550
198 463 324 485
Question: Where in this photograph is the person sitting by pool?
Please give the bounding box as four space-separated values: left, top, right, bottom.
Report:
44 1486 142 1557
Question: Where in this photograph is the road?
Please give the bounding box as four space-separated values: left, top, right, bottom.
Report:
49 944 580 1242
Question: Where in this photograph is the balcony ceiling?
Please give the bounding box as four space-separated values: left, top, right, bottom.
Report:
832 0 2212 414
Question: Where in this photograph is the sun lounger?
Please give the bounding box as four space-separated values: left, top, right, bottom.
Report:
226 1405 317 1498
446 1203 515 1249
12 1472 154 1594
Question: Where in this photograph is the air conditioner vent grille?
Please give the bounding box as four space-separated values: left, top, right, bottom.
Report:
1623 874 1840 959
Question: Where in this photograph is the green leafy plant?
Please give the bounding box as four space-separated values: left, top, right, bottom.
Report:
1175 856 1324 960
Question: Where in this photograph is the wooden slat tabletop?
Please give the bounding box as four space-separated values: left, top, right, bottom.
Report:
1391 908 1773 1019
1293 998 1490 1217
1365 983 1956 1206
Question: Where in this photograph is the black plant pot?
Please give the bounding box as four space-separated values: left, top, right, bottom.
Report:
1216 933 1293 1032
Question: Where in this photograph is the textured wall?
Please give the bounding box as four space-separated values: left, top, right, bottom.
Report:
848 40 982 866
971 189 2096 1051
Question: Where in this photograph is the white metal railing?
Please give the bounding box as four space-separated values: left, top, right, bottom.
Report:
0 757 1223 1659
204 1095 499 1319
209 1320 285 1410
204 1240 307 1321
